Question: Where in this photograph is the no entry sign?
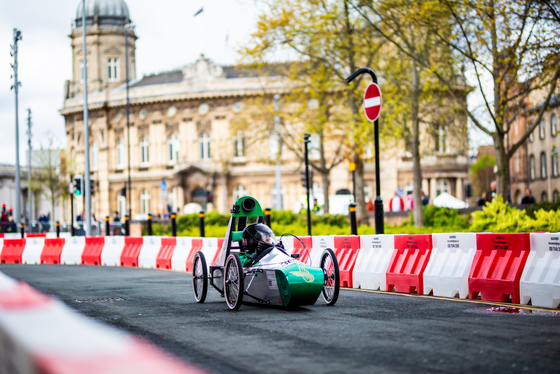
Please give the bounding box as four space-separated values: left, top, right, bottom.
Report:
363 83 382 122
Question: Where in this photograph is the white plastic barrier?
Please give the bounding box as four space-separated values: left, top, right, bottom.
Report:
310 236 335 268
353 235 395 290
60 236 86 265
520 233 560 308
101 236 125 266
280 236 295 254
423 233 477 298
200 238 219 271
46 232 72 239
138 236 163 269
0 238 3 258
171 237 193 272
4 233 21 239
21 237 45 265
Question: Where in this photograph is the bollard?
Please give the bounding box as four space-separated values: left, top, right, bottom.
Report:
124 215 130 236
105 216 110 236
349 203 358 235
264 208 271 228
171 213 177 237
56 221 60 238
20 223 25 237
199 211 205 237
147 213 153 236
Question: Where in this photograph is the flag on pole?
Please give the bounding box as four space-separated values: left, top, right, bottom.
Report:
193 7 204 17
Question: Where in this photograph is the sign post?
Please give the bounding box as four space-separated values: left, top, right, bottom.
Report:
345 68 384 234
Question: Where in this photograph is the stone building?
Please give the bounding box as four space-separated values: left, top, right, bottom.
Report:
60 0 470 220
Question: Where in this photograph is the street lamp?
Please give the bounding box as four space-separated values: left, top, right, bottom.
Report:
125 22 134 219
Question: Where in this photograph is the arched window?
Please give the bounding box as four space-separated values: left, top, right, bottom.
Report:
199 132 211 160
539 119 546 139
90 142 98 171
140 137 150 166
233 184 248 202
551 114 557 137
541 152 547 179
436 178 449 196
116 139 125 169
141 189 150 214
529 125 535 142
529 154 535 180
541 191 548 202
552 150 559 177
168 134 179 164
553 190 559 203
234 130 245 158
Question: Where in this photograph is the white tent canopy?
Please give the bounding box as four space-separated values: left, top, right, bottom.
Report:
433 192 468 209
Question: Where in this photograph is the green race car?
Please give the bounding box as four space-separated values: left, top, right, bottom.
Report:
191 196 340 310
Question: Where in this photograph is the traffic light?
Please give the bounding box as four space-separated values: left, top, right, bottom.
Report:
301 168 314 189
73 176 83 196
90 180 95 196
465 183 473 198
1 203 5 213
120 187 126 197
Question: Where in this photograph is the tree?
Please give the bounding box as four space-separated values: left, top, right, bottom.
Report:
402 0 560 199
351 0 464 226
470 153 496 199
241 0 384 223
33 130 66 220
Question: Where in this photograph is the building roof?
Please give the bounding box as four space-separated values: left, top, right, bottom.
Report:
75 0 130 28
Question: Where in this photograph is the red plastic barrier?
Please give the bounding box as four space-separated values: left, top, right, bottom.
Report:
211 238 225 266
41 238 65 264
0 239 26 264
121 237 143 267
386 234 433 294
26 233 47 238
82 237 105 265
468 233 530 304
292 236 313 264
333 236 361 288
185 238 203 272
156 238 176 269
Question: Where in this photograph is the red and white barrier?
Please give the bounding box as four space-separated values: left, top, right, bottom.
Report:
386 235 433 294
41 238 66 265
139 236 163 269
60 236 86 265
0 271 208 374
309 236 334 268
157 238 177 270
121 237 143 267
333 236 361 288
101 236 125 266
22 236 45 265
171 237 193 272
185 238 203 272
82 237 105 265
423 233 477 299
199 238 219 271
353 235 395 291
520 233 560 308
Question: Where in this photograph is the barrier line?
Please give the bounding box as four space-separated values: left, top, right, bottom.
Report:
342 287 560 313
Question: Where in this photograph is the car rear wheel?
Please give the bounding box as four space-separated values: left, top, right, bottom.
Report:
321 248 340 306
224 253 244 311
192 251 208 303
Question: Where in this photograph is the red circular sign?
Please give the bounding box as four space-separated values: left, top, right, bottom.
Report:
363 83 382 121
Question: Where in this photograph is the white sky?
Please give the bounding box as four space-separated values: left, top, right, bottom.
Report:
0 0 492 166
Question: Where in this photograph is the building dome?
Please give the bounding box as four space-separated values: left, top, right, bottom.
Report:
75 0 130 28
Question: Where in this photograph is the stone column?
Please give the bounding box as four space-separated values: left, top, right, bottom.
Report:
422 179 429 195
456 178 464 200
430 178 437 201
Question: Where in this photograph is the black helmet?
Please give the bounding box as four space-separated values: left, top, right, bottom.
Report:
242 223 276 253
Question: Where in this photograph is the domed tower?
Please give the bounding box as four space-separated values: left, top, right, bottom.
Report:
68 0 137 97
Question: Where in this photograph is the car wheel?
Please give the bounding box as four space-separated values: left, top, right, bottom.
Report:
192 251 208 303
321 248 340 306
224 253 244 311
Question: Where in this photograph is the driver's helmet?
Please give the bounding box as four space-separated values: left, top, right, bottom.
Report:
242 223 276 254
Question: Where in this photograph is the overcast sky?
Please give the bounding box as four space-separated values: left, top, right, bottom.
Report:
0 0 491 166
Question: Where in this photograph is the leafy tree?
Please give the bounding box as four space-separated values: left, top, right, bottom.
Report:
470 153 496 199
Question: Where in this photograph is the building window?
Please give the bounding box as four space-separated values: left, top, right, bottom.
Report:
91 142 98 171
168 134 179 164
552 150 559 177
140 137 150 166
107 58 119 82
199 132 211 160
541 151 547 179
529 125 534 142
234 130 245 158
436 178 449 196
553 190 559 203
539 119 546 140
116 139 125 169
552 114 557 137
141 189 150 214
530 154 535 180
79 60 88 82
541 191 547 202
434 125 448 153
233 184 247 202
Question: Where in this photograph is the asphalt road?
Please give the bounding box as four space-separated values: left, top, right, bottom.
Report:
2 264 559 374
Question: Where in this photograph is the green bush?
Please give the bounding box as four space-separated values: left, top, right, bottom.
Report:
525 200 560 219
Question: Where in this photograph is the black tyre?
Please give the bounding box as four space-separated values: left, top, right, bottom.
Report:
321 248 340 306
192 251 208 303
224 253 244 311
